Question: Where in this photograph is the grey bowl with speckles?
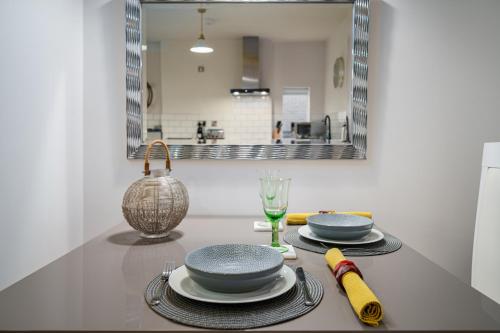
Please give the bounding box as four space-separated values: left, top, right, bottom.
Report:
307 214 373 240
184 244 284 293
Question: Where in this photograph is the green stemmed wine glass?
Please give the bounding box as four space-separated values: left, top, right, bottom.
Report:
259 176 291 253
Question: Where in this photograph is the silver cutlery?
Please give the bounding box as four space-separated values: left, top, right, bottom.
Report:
296 267 314 306
150 261 176 306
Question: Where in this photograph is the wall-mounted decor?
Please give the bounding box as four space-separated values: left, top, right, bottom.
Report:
333 57 345 88
126 0 370 159
147 82 153 108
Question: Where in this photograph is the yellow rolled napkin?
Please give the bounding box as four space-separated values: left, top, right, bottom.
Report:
325 248 383 326
286 211 373 225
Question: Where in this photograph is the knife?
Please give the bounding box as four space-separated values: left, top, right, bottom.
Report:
296 267 314 306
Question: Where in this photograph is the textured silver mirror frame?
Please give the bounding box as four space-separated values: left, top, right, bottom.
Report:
126 0 369 160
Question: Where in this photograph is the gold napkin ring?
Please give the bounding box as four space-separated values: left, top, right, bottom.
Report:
333 260 363 291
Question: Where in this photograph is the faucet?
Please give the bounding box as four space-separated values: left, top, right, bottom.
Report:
323 115 331 143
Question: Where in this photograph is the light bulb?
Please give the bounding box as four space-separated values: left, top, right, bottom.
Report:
190 38 213 54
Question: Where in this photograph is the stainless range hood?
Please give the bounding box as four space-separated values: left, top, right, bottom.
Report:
230 36 270 96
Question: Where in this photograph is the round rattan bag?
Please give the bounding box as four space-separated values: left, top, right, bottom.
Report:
122 140 189 238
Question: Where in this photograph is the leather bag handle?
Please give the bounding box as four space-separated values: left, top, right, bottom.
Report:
144 140 171 176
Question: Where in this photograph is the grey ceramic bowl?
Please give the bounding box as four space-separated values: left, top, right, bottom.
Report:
307 214 374 240
184 244 284 293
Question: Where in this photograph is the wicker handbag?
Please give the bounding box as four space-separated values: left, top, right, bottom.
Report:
122 140 189 238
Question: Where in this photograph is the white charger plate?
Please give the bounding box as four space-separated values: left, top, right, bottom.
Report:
298 225 384 245
168 265 296 304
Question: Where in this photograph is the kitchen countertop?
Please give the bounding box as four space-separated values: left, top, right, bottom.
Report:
0 216 499 332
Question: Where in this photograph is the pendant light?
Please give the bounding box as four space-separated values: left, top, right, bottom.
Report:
190 8 214 54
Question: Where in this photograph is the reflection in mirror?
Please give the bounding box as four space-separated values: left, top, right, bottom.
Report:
141 3 353 146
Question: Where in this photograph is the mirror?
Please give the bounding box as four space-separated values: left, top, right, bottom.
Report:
126 0 369 159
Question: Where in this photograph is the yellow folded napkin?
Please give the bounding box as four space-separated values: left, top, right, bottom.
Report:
325 248 383 326
286 211 373 225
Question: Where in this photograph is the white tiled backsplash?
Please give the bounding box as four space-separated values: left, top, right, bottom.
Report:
147 97 273 145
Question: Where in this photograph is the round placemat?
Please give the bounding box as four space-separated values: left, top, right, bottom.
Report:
284 228 402 256
145 268 323 330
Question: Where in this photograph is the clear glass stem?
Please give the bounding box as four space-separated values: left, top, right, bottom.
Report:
271 219 280 247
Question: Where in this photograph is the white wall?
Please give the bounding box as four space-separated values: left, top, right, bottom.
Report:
262 41 326 124
161 39 272 145
146 39 272 144
324 14 352 139
324 14 352 117
146 42 163 117
83 0 127 241
162 39 241 119
83 0 500 284
145 43 163 141
365 0 500 281
0 0 498 290
149 38 327 144
0 0 83 291
2 0 496 290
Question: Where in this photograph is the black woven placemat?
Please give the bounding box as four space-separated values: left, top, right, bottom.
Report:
145 267 323 330
284 228 402 256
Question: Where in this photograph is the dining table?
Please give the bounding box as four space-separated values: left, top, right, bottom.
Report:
0 215 500 332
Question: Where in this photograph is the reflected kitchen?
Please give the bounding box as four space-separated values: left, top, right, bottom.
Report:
143 3 352 145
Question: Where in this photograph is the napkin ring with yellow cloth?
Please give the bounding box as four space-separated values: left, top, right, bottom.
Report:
332 259 363 291
325 248 384 327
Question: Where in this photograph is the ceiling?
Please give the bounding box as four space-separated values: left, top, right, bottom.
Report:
143 3 352 42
